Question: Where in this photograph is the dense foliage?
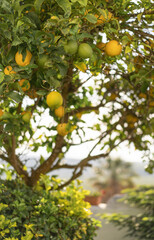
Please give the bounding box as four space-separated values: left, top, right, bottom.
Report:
0 176 100 240
0 0 153 187
101 185 154 240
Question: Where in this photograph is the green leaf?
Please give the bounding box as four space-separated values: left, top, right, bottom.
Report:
71 0 87 6
6 92 22 103
36 90 47 96
55 0 72 16
17 4 34 17
12 36 22 46
85 14 97 24
34 0 45 14
0 72 5 83
3 30 12 40
77 32 93 40
125 46 132 54
137 13 142 22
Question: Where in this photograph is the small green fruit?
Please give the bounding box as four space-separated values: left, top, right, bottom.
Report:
78 43 93 59
37 55 50 68
22 112 31 123
64 40 78 55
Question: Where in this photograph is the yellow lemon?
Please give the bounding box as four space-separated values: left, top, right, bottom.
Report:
57 123 69 136
55 106 65 118
18 79 30 91
15 49 32 66
46 91 63 109
4 66 16 75
105 40 122 56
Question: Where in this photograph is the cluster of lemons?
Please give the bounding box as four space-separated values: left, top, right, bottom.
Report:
46 91 76 136
3 50 35 123
2 49 78 136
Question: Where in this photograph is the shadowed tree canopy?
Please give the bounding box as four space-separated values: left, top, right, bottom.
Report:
0 0 153 187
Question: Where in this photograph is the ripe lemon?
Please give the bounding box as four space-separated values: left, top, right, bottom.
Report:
18 79 30 91
15 49 32 66
95 12 112 25
4 66 16 75
46 91 63 109
78 43 93 59
21 111 31 123
57 123 69 136
96 42 106 52
64 40 78 55
55 106 65 118
0 109 4 117
105 40 122 56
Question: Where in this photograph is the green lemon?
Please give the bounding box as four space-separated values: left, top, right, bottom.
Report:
78 43 93 59
64 40 78 55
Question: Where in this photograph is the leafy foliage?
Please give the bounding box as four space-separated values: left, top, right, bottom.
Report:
0 176 101 239
101 185 154 240
0 0 153 187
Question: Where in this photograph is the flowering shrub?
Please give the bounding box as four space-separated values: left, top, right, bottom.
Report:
0 176 101 239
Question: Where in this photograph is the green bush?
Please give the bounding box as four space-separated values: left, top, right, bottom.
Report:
0 175 101 240
101 185 154 240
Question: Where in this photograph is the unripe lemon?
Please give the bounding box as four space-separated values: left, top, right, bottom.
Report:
64 40 78 55
15 49 32 66
4 66 16 75
57 123 69 136
37 55 50 68
18 79 30 91
46 91 63 109
21 111 31 123
55 106 65 118
105 40 122 56
78 43 93 59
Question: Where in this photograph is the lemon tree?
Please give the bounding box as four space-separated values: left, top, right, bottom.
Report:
0 0 153 188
